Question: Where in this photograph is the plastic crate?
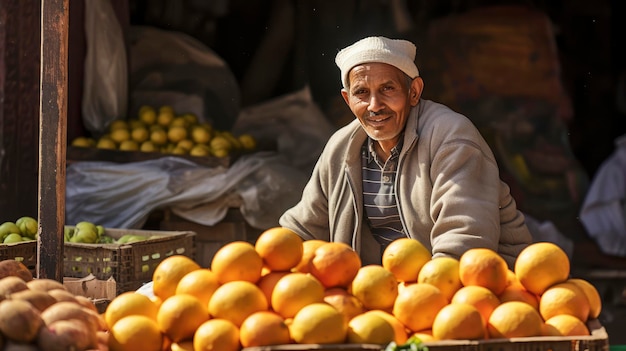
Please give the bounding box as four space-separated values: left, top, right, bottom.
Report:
242 319 608 351
0 240 37 275
63 227 195 295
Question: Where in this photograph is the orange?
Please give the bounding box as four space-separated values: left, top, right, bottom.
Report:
175 268 220 307
157 294 209 342
308 242 362 289
292 239 327 273
271 272 325 318
109 315 162 351
364 310 408 344
288 302 347 344
514 242 570 295
254 227 303 271
432 303 486 340
417 257 463 301
567 278 602 319
211 241 263 284
104 292 159 328
539 281 590 322
392 283 448 332
347 312 395 345
170 340 193 351
152 255 201 301
257 270 290 304
193 319 240 351
505 269 523 288
382 238 431 282
459 248 508 295
350 265 398 311
208 281 268 327
324 288 366 324
451 285 500 324
498 284 539 310
542 314 590 336
239 311 291 347
487 301 543 338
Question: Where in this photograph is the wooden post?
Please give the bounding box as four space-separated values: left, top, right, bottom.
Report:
38 0 68 280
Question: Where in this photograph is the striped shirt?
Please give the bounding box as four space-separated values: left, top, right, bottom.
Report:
361 137 407 251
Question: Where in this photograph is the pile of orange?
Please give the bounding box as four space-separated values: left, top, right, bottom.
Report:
104 229 602 351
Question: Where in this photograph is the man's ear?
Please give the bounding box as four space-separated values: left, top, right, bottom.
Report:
341 88 350 105
409 77 424 106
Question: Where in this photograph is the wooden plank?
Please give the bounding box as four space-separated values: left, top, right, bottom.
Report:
38 0 68 280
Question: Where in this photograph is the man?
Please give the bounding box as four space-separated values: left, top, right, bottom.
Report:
279 36 532 268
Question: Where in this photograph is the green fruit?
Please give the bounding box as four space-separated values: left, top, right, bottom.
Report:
116 234 147 244
16 216 38 239
64 227 74 242
75 221 97 232
3 233 24 244
96 225 105 236
0 222 20 242
71 229 98 243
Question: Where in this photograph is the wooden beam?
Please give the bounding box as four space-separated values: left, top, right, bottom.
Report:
38 0 68 280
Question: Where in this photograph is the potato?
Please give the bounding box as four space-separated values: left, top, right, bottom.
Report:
0 299 43 343
75 294 99 313
9 289 57 312
0 259 33 282
41 301 106 333
37 319 98 351
27 278 67 292
48 288 80 304
0 276 29 299
2 340 39 351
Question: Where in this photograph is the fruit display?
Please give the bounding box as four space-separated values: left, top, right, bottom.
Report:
0 216 38 244
102 229 604 351
0 260 108 351
70 105 257 158
64 221 154 244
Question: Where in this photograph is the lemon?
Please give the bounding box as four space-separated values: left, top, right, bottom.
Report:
71 136 94 148
238 134 257 150
140 141 158 153
128 119 145 130
211 147 229 158
139 106 157 125
97 137 117 150
190 144 211 157
157 110 175 127
150 129 168 146
131 127 150 143
183 113 198 125
220 131 242 149
170 116 189 128
171 146 187 155
210 135 231 150
109 119 129 131
110 128 131 143
191 126 211 144
119 140 140 151
159 105 175 115
177 139 195 151
168 126 188 144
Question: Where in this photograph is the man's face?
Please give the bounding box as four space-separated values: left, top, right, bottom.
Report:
341 62 422 149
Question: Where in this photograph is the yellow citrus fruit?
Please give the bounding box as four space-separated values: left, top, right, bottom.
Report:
150 129 168 146
459 248 509 295
157 110 175 127
167 126 188 144
539 281 590 322
140 141 158 152
239 311 291 347
323 287 366 324
309 242 362 289
139 106 157 125
189 144 211 157
292 239 327 273
157 294 209 342
411 330 435 342
109 315 162 351
170 340 193 351
71 136 94 148
364 310 408 345
432 303 486 340
257 270 290 304
183 113 198 125
417 256 463 301
289 302 347 344
119 140 139 151
347 312 395 345
97 137 117 150
109 119 129 131
350 264 398 311
382 238 431 283
193 319 240 351
451 285 501 324
567 278 602 319
487 301 543 338
191 126 212 144
175 268 220 307
498 284 540 310
152 255 201 301
271 272 325 319
110 128 131 143
104 292 159 328
542 314 590 336
211 241 263 284
254 227 304 271
208 281 268 327
176 139 194 151
515 242 570 295
170 116 188 128
238 133 257 150
131 127 150 143
392 283 448 332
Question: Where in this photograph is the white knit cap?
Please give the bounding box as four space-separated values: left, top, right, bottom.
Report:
335 36 420 88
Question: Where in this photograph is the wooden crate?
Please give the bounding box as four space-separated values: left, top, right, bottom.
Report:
243 320 608 351
63 227 195 295
0 240 37 276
